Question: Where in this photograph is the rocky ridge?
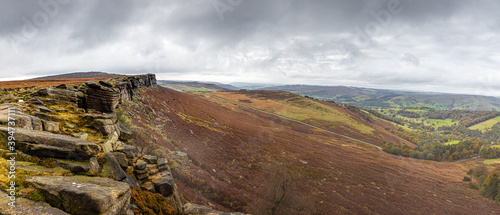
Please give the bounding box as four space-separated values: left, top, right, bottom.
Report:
0 74 187 214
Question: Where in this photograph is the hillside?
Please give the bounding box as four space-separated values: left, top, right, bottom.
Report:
121 86 500 214
159 81 239 92
263 85 500 111
0 77 119 90
31 71 123 80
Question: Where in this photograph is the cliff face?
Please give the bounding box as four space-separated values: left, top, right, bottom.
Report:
82 74 156 113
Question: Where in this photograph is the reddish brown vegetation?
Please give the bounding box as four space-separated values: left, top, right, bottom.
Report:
130 185 177 215
0 77 122 89
122 86 500 214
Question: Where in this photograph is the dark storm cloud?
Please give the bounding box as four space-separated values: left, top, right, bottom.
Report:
0 0 499 95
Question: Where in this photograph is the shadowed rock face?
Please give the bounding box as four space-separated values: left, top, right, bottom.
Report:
0 127 100 160
27 176 131 215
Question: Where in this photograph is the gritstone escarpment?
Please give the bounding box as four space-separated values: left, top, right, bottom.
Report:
0 74 190 215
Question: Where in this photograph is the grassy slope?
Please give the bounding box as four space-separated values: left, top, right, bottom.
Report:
209 91 417 147
123 86 500 214
469 116 500 131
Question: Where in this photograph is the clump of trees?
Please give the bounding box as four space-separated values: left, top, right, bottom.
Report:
466 166 500 203
382 138 484 161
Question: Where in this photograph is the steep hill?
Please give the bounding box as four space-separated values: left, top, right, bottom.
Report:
31 71 123 80
263 85 500 111
122 86 500 214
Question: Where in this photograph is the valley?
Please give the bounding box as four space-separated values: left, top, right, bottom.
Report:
123 86 500 214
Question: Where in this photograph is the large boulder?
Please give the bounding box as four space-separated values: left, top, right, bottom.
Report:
100 132 123 153
80 113 120 136
84 81 120 113
0 105 42 130
150 171 175 197
34 88 79 102
100 152 127 181
0 190 69 215
41 120 60 132
0 127 100 160
26 176 131 215
115 145 138 159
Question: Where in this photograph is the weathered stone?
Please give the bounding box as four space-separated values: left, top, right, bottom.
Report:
146 164 159 175
26 176 131 215
0 107 42 130
135 159 147 170
34 88 49 96
72 132 89 141
112 152 128 169
174 151 188 160
151 171 175 197
183 203 249 215
158 158 168 172
133 168 148 175
65 122 76 128
118 121 132 141
55 84 67 89
16 161 71 176
100 131 119 153
37 106 54 113
135 172 149 181
0 190 69 215
89 157 99 175
0 127 100 160
115 144 138 159
142 154 158 164
122 174 139 187
101 152 127 181
47 88 79 102
140 181 155 193
55 159 90 174
34 112 52 120
84 81 120 113
42 120 60 132
26 98 44 105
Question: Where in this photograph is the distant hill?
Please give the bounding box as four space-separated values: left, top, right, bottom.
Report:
31 71 123 80
159 81 239 92
262 85 500 111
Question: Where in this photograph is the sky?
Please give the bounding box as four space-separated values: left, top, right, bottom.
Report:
1 0 499 96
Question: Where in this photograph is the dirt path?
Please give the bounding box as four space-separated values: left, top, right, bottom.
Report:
203 93 384 152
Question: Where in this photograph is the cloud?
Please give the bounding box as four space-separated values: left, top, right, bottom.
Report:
0 0 499 96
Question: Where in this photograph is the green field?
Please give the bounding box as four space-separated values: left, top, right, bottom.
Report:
468 116 500 131
425 119 458 128
444 140 460 145
483 158 500 165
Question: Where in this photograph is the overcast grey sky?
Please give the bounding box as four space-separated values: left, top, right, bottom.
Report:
1 0 499 96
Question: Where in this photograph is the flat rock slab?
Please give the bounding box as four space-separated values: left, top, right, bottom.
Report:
0 127 100 160
27 176 131 215
0 190 69 215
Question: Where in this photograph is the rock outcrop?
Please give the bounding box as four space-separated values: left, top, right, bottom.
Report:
81 74 156 113
26 176 131 215
0 105 42 130
0 127 100 160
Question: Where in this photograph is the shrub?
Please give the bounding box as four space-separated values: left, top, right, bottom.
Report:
130 185 177 215
463 176 471 182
